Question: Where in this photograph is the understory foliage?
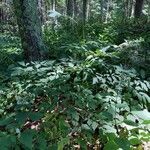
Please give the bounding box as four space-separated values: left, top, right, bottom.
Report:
0 9 150 149
0 34 22 70
0 41 150 149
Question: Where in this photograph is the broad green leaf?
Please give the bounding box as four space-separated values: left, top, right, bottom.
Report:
124 119 138 126
115 138 131 150
104 141 119 150
132 110 150 120
15 112 28 124
0 116 14 126
29 112 43 121
129 137 141 146
140 82 148 91
19 129 35 149
58 137 69 150
0 135 16 150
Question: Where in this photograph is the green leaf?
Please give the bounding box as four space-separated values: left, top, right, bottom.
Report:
0 135 16 150
49 144 57 150
139 92 150 103
78 139 87 150
132 110 150 120
16 112 42 124
36 137 47 150
91 121 98 131
124 119 138 126
0 116 14 126
19 129 35 149
140 82 148 91
29 112 43 121
143 120 150 124
130 137 141 146
15 112 28 124
93 77 98 84
115 138 131 150
58 137 69 150
104 141 119 150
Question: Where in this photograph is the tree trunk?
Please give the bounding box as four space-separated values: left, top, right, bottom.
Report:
73 0 78 18
125 0 129 18
148 0 150 22
82 0 89 38
13 0 47 62
38 0 44 24
100 0 104 22
66 0 74 17
51 0 56 11
129 0 134 17
134 0 144 18
83 0 89 22
105 0 114 22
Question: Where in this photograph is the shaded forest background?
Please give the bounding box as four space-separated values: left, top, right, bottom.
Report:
0 0 150 149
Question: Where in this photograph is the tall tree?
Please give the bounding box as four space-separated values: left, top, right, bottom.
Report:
66 0 74 17
51 0 56 11
129 0 134 17
134 0 144 18
82 0 89 38
13 0 47 62
73 0 78 18
100 0 104 22
83 0 89 22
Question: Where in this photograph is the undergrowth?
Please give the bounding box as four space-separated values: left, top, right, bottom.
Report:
0 20 150 149
0 51 150 149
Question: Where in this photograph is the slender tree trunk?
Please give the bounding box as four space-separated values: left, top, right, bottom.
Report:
51 0 56 11
134 0 144 18
83 0 89 23
125 0 130 18
148 0 150 22
38 0 43 24
105 0 110 22
0 0 6 32
66 0 74 17
13 0 47 62
129 0 134 17
51 0 56 30
73 0 78 18
0 3 4 32
82 0 89 38
100 0 104 22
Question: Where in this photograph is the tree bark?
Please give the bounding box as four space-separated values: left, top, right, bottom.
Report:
82 0 89 39
51 0 56 11
83 0 89 23
129 0 134 17
134 0 144 18
73 0 78 18
100 0 104 22
13 0 47 62
66 0 74 17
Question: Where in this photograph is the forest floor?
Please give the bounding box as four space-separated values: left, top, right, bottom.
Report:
0 33 150 150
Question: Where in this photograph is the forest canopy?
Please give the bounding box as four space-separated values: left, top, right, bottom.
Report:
0 0 150 149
